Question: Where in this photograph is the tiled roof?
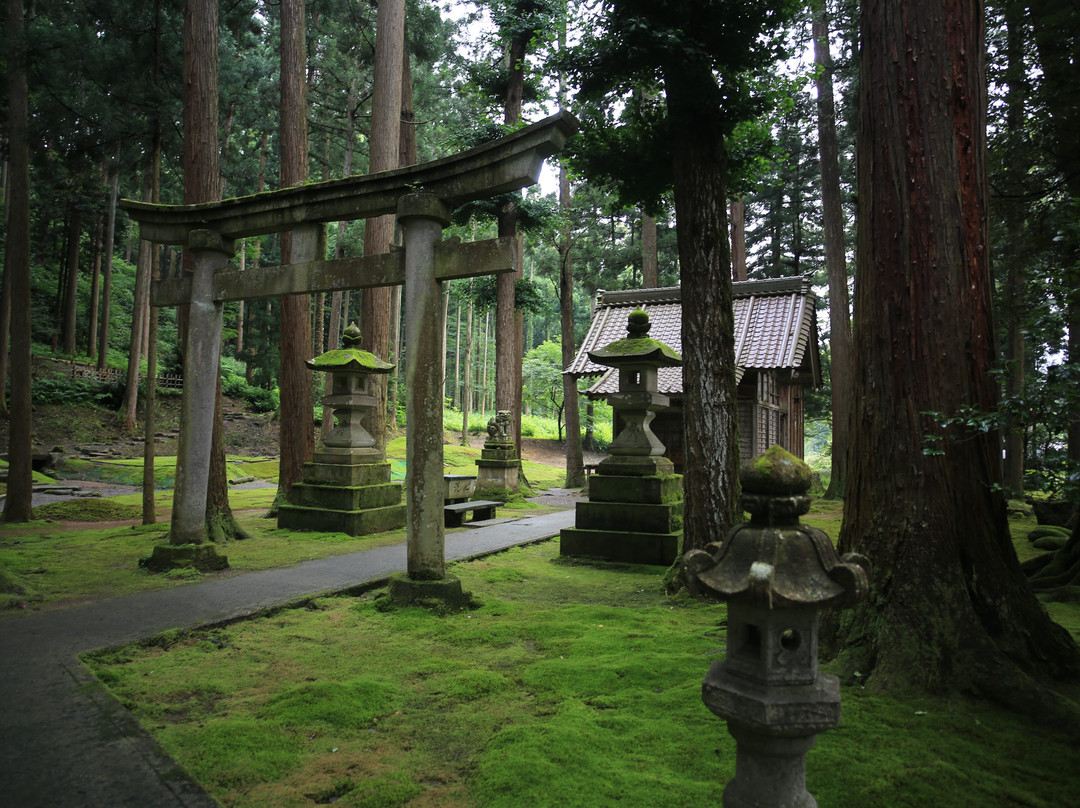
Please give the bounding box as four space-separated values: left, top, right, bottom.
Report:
566 276 820 397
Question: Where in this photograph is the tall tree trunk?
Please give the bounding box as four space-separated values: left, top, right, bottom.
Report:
121 167 155 433
0 214 11 415
821 0 1080 718
453 300 462 408
3 0 33 522
663 66 740 554
276 0 316 510
361 0 405 444
96 166 120 370
813 0 854 500
729 198 747 282
641 210 658 288
1028 0 1080 500
1000 4 1029 495
387 45 415 431
143 72 163 524
86 213 103 361
61 207 82 355
557 23 585 488
481 310 490 417
496 31 527 464
461 291 474 445
323 67 358 437
560 163 585 488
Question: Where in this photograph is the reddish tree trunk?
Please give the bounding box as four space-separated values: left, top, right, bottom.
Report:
361 0 405 445
495 32 527 462
664 68 739 554
276 0 316 507
812 0 853 500
641 210 658 288
560 165 585 488
3 0 33 521
61 207 82 355
822 0 1079 716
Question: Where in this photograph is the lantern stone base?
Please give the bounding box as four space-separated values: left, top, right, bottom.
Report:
559 527 682 566
277 457 405 537
560 467 683 565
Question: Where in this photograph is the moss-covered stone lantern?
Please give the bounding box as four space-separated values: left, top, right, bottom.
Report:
681 445 870 808
588 308 682 474
308 322 394 462
560 310 684 565
276 323 406 536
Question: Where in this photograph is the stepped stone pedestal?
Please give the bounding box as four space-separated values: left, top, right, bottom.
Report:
277 324 405 536
560 309 684 565
475 410 520 495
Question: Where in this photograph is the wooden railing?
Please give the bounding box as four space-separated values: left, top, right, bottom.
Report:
60 359 183 390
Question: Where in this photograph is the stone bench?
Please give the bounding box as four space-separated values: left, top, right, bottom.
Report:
443 500 499 527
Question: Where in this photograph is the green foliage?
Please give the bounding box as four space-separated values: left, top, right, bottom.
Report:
34 499 142 522
31 374 125 408
220 356 278 413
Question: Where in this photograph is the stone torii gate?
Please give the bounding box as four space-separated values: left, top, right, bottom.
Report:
122 112 576 588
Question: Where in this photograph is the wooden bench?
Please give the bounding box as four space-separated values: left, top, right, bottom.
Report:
443 500 500 528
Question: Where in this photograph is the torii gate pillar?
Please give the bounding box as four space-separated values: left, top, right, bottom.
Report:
399 194 451 581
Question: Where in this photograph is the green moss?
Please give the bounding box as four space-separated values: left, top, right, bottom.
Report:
589 337 681 365
35 499 142 522
307 348 393 372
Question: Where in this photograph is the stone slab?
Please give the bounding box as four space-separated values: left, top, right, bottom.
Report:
574 500 683 534
303 461 393 487
587 473 682 505
559 527 681 566
276 502 406 536
290 481 403 511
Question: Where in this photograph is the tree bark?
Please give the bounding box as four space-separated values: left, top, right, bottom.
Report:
812 0 854 500
461 292 474 446
121 167 155 433
729 198 746 282
61 206 82 355
96 166 119 370
663 66 740 554
821 0 1080 717
3 0 33 522
361 0 405 444
275 0 316 509
560 164 585 488
641 210 658 288
1000 5 1029 495
495 30 527 465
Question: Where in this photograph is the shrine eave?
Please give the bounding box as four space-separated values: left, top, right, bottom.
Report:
121 111 578 245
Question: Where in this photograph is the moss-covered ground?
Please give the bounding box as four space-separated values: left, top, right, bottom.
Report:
84 537 1080 808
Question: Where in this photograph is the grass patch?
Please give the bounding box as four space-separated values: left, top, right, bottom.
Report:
84 538 1080 808
34 498 142 522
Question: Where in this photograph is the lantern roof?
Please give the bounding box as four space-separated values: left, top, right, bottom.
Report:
306 323 394 374
682 446 870 610
586 309 682 369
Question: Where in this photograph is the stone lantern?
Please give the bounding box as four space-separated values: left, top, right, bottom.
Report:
589 308 681 475
681 445 870 808
560 309 684 565
308 322 393 463
276 323 406 535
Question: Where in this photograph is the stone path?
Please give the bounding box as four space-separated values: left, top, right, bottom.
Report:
0 508 576 808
